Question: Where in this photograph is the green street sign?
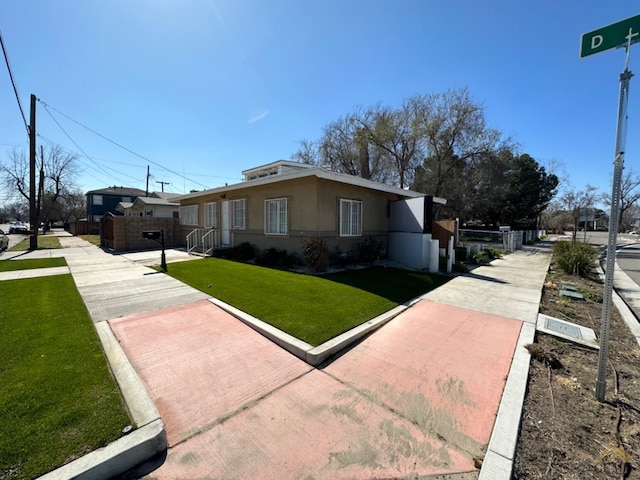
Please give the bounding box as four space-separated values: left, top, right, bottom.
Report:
581 14 640 58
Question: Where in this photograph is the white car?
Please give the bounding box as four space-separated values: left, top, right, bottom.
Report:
8 222 28 234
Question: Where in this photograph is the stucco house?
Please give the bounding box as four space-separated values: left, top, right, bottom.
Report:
175 160 447 267
116 192 180 218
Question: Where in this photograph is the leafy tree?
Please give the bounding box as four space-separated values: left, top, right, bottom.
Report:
501 153 559 226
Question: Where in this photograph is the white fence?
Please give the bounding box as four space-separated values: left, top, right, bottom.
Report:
458 229 537 253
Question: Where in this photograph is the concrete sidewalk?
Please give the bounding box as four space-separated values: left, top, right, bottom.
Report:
3 236 551 479
110 248 549 479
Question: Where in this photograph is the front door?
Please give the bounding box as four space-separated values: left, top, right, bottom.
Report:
221 200 230 246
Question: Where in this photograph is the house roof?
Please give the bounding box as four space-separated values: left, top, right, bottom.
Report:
241 159 314 177
150 191 181 200
115 202 133 213
175 167 432 202
134 196 179 206
86 186 147 197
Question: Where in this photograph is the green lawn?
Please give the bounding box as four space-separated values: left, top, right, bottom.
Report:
9 235 62 251
167 258 449 346
0 257 67 272
0 275 132 480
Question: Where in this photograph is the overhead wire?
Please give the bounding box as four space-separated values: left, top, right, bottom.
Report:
40 107 143 186
38 99 212 190
0 30 28 136
37 134 125 187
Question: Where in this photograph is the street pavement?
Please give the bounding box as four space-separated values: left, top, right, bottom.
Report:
2 232 552 479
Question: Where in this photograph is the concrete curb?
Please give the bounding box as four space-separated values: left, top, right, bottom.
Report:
208 297 416 366
479 322 536 480
37 320 167 479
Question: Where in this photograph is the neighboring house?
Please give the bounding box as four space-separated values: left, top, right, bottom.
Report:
175 160 445 265
116 192 180 218
86 186 147 222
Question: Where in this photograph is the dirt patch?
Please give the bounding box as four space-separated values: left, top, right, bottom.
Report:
513 261 640 479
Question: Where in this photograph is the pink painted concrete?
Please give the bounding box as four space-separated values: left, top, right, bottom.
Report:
325 300 522 457
113 298 521 478
149 369 476 479
110 300 312 446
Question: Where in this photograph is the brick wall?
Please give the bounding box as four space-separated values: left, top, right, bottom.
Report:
101 216 183 252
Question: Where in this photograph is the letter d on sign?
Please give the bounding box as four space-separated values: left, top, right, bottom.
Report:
591 34 604 50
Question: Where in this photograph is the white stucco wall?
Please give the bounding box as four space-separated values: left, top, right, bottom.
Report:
388 232 433 270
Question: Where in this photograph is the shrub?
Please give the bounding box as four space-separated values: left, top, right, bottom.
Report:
470 247 504 265
453 261 469 273
225 242 257 261
553 241 597 277
301 236 329 273
357 236 384 263
256 247 296 269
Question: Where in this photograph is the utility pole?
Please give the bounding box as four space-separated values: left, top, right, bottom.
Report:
29 94 37 250
156 180 170 192
146 165 150 196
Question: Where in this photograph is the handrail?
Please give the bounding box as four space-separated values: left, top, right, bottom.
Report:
202 229 219 255
186 228 207 254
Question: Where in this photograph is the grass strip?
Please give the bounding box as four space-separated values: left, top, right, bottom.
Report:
0 257 67 272
0 275 131 480
78 235 100 246
9 236 62 251
167 258 449 346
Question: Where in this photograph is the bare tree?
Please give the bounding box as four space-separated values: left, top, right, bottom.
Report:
290 138 319 165
0 145 79 230
356 102 422 188
603 170 640 232
558 185 599 245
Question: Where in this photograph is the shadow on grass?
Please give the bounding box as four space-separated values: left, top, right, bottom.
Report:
321 266 451 303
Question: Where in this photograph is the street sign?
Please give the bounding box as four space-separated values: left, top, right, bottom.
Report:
581 14 640 58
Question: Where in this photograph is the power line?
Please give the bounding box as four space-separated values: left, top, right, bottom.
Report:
40 108 142 185
38 99 212 190
0 30 28 136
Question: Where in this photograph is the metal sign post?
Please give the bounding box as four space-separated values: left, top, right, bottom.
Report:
582 15 639 401
591 29 634 402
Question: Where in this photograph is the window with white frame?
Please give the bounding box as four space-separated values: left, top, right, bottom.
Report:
339 199 362 237
265 198 288 235
231 198 246 229
93 194 103 206
179 205 198 225
204 202 217 228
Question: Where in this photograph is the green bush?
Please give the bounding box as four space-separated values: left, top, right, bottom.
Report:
301 236 329 273
553 241 597 277
256 247 296 269
453 261 469 273
357 236 384 263
225 242 257 261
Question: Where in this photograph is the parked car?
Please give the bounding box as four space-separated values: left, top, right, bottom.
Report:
8 222 28 234
0 229 8 251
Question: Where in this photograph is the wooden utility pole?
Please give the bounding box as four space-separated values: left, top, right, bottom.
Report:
156 180 170 192
146 165 150 196
29 94 37 250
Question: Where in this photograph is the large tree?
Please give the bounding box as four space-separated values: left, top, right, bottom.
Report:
501 153 559 226
0 144 79 229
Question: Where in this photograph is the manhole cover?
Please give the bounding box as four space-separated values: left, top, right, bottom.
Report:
546 317 582 339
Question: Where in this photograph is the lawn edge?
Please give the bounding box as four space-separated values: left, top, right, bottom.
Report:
209 296 422 366
36 321 167 480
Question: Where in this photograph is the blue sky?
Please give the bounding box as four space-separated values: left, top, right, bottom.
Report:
0 1 638 204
